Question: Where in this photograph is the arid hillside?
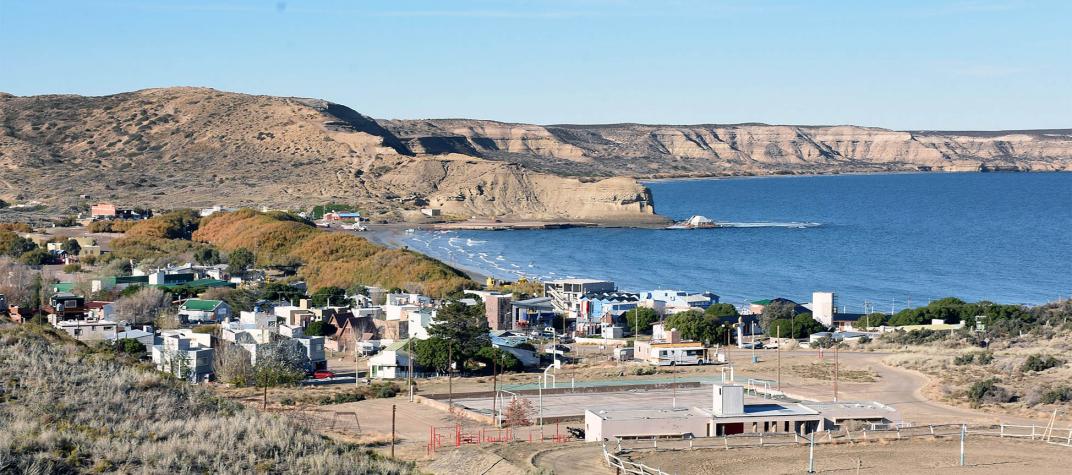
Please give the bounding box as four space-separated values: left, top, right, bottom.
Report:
0 88 658 223
381 119 1072 178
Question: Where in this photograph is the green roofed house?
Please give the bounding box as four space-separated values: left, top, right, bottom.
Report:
51 282 76 293
157 278 235 292
92 275 150 293
177 298 231 324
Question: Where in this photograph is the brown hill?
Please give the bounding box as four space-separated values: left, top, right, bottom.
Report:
0 88 659 223
381 120 1072 178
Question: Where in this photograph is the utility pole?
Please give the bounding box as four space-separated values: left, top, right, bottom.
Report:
833 344 839 402
391 404 397 458
959 424 966 466
407 338 414 401
807 432 816 473
491 356 497 422
447 343 453 413
777 326 782 393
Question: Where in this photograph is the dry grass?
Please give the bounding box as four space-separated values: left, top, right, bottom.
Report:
193 209 473 297
0 323 412 474
883 334 1072 417
789 362 878 383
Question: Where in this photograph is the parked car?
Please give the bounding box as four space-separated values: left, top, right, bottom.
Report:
312 370 336 379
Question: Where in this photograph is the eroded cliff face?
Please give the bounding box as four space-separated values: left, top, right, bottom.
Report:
382 120 1072 177
0 88 658 223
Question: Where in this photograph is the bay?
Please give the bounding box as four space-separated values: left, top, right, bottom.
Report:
402 172 1072 311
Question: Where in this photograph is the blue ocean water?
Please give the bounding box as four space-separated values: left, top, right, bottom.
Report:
403 173 1072 310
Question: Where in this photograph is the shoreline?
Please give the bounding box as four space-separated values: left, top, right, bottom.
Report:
355 225 493 283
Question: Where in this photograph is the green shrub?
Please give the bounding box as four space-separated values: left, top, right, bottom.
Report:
1022 354 1064 372
954 353 975 365
372 383 400 399
63 263 82 273
1040 387 1072 404
631 365 657 376
967 378 1014 406
280 397 296 406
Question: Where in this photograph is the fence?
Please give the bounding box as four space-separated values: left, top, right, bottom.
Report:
426 423 576 455
605 423 1072 474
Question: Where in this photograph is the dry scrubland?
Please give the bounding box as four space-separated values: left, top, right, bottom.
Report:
192 209 473 296
0 323 412 474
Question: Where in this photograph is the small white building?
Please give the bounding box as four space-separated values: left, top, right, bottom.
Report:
633 324 710 365
152 333 214 382
296 336 327 370
54 318 119 342
178 299 231 324
369 339 415 379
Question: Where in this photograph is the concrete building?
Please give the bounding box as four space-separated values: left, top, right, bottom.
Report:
639 290 718 315
578 292 638 336
113 326 155 351
152 333 214 382
485 293 512 331
811 292 836 326
544 279 616 318
54 318 120 342
295 336 327 370
511 297 556 330
584 382 901 442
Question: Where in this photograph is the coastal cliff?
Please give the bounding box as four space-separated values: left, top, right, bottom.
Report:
381 120 1072 177
0 88 658 223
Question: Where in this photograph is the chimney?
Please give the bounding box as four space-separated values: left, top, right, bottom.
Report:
299 298 310 309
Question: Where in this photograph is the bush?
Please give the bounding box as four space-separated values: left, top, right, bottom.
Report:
1021 354 1064 372
63 263 82 273
1040 386 1072 404
954 351 993 366
631 365 657 376
372 383 400 399
327 391 366 404
967 378 1014 406
116 338 146 355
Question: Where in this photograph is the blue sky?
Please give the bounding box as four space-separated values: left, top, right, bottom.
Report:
1 0 1069 129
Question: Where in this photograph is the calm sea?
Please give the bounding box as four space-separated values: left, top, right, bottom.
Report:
402 173 1072 311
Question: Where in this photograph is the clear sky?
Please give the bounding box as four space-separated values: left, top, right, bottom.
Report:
1 0 1069 130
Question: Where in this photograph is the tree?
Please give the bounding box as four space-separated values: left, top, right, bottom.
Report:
18 248 52 266
0 257 38 308
0 231 37 258
304 320 337 337
859 312 888 328
426 300 489 361
227 247 254 274
116 338 146 355
624 307 659 335
664 310 725 344
704 303 739 318
474 346 523 372
61 239 81 256
254 339 311 386
310 286 347 307
261 282 305 303
793 313 826 336
503 398 535 427
215 342 254 386
194 247 221 265
761 301 797 332
413 337 453 372
114 286 169 324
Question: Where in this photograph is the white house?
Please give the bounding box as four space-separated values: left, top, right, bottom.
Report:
152 333 214 382
369 339 415 379
296 336 327 370
178 299 231 324
54 318 119 342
